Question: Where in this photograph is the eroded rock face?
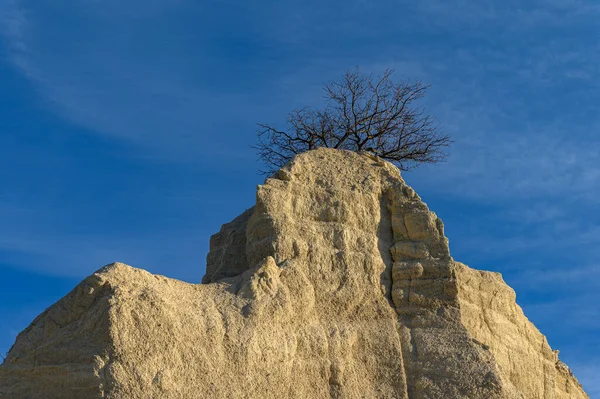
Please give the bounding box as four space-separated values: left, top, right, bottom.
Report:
0 149 589 398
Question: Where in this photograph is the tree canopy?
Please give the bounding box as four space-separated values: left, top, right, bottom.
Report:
255 68 451 174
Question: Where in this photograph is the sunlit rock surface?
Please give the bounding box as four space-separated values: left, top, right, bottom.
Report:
0 149 588 398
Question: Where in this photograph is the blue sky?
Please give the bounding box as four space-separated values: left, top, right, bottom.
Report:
1 0 599 395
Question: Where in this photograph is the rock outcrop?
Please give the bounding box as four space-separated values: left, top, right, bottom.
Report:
0 148 588 398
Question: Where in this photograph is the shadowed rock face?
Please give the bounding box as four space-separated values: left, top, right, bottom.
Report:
0 149 589 399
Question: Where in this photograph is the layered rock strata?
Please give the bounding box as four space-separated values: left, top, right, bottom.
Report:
0 148 588 398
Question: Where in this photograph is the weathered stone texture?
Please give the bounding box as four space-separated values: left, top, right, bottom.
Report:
0 148 588 398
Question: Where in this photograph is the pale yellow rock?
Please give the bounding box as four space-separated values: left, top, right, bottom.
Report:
455 263 588 399
0 148 588 398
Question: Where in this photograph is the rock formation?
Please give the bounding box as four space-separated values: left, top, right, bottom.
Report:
0 148 589 398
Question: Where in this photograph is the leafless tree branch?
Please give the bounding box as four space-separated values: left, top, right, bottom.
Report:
255 68 452 174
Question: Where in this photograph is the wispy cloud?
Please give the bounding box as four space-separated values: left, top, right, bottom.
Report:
0 0 29 68
0 0 269 162
0 226 210 281
3 0 599 171
405 62 600 203
515 264 600 292
523 293 600 332
414 0 600 30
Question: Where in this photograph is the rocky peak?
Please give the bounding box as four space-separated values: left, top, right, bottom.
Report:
0 148 589 398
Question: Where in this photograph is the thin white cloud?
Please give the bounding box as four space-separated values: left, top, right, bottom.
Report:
0 0 30 71
516 264 600 291
0 228 210 281
501 203 567 225
3 0 598 171
414 0 600 29
0 198 211 281
402 44 600 202
443 207 600 263
406 117 600 202
0 0 267 162
524 294 600 330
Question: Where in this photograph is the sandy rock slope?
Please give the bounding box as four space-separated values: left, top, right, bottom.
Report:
0 149 588 398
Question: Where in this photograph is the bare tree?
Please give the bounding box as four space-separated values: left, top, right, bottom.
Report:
255 68 451 174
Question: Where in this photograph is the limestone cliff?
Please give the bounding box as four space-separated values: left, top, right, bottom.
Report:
0 148 588 398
